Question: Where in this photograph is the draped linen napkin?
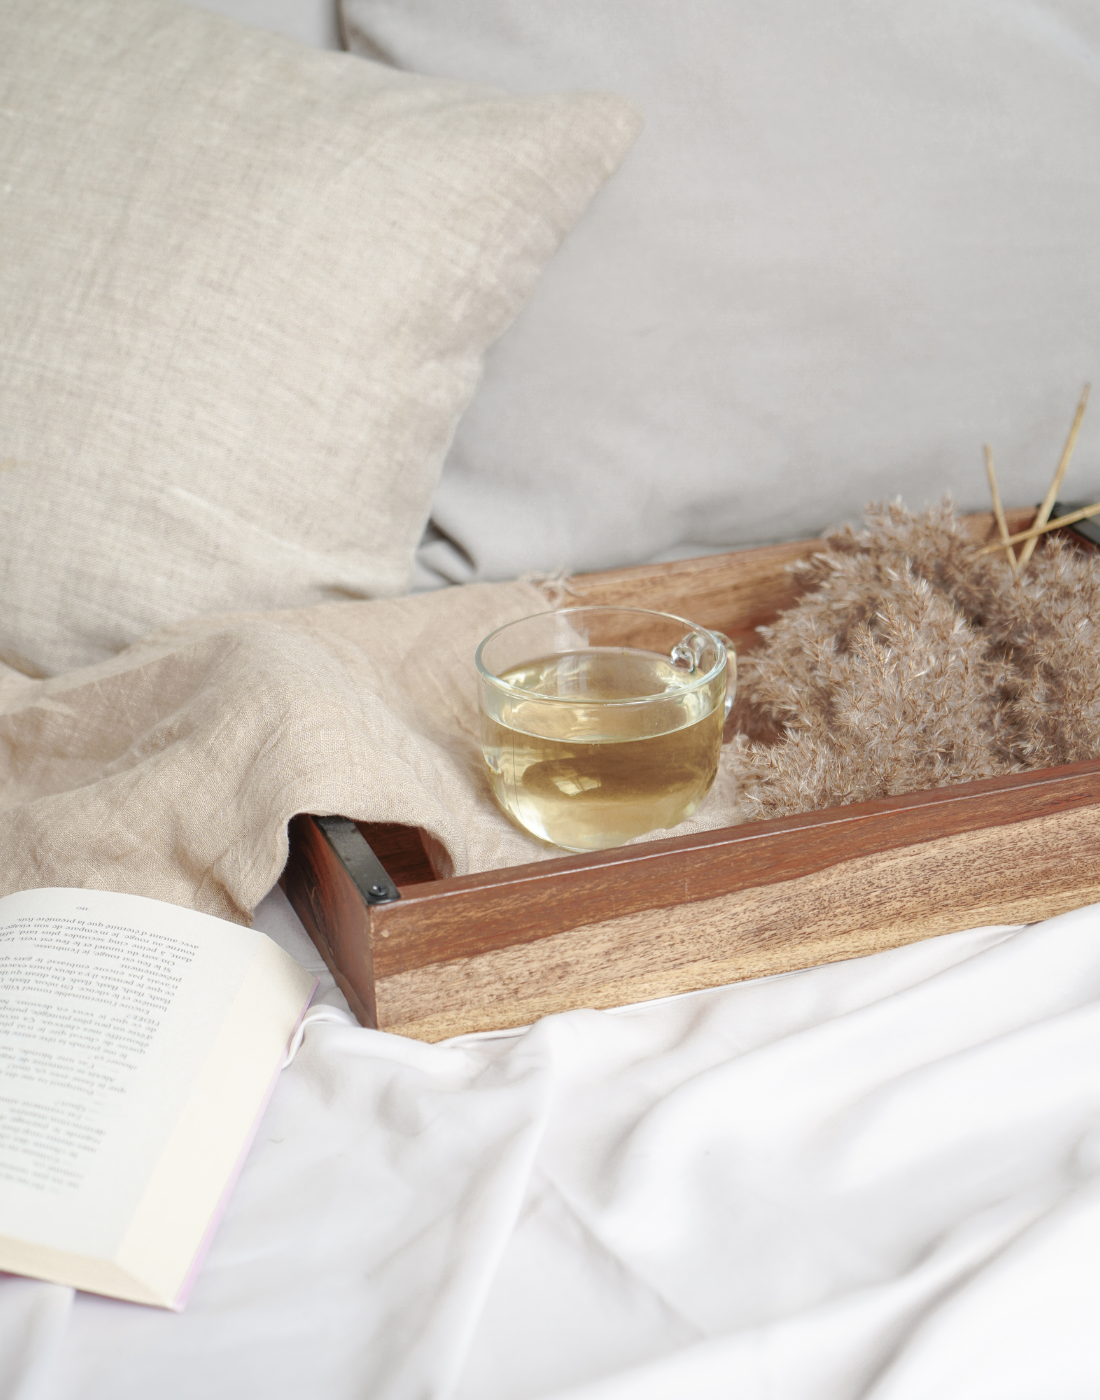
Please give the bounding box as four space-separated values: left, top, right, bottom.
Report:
0 584 741 923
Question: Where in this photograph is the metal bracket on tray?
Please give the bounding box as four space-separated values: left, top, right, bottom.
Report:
314 815 401 905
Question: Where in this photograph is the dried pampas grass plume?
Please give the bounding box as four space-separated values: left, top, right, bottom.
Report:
728 500 1100 823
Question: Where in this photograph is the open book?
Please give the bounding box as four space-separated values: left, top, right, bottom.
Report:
0 887 316 1308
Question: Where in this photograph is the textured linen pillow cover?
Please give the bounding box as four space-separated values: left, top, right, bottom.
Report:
0 0 639 676
342 0 1100 583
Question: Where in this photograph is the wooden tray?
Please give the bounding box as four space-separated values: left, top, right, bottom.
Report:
282 508 1100 1041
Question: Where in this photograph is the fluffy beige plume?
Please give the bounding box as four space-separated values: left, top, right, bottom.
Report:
728 500 1100 822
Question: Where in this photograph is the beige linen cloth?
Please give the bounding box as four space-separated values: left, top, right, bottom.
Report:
0 584 741 924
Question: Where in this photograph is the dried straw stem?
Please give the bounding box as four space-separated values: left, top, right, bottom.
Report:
979 499 1100 554
984 444 1017 570
1018 383 1090 568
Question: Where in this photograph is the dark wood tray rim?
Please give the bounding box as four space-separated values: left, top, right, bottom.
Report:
326 756 1100 979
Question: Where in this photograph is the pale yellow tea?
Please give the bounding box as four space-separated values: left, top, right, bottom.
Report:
481 648 726 851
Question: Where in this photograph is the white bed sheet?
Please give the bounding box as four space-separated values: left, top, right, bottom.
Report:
4 887 1100 1399
14 5 1097 1392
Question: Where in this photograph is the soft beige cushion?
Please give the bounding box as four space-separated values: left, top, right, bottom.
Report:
0 0 639 676
343 0 1100 582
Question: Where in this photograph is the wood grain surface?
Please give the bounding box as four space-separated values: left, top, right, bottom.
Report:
365 759 1100 976
374 799 1100 1040
356 821 437 887
282 813 377 1027
284 758 1100 1040
280 507 1091 1041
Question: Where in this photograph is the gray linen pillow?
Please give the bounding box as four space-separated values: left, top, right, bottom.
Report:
0 0 639 675
343 0 1100 583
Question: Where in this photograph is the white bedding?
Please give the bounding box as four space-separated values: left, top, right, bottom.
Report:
6 889 1100 1399
6 8 1094 1393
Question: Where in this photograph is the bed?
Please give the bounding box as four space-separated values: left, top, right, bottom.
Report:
3 2 1100 1396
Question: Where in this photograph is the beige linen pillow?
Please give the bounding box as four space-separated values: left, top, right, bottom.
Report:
0 0 639 676
343 0 1100 583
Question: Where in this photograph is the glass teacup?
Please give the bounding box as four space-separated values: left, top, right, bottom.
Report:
476 606 735 852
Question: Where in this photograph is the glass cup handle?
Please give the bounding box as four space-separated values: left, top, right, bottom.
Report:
713 631 737 725
671 629 737 724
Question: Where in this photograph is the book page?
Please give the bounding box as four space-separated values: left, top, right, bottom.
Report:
118 937 317 1306
0 887 303 1262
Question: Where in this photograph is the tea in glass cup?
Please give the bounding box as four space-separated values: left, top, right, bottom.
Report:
476 607 735 852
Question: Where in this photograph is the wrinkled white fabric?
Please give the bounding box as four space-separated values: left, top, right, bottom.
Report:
6 889 1100 1399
